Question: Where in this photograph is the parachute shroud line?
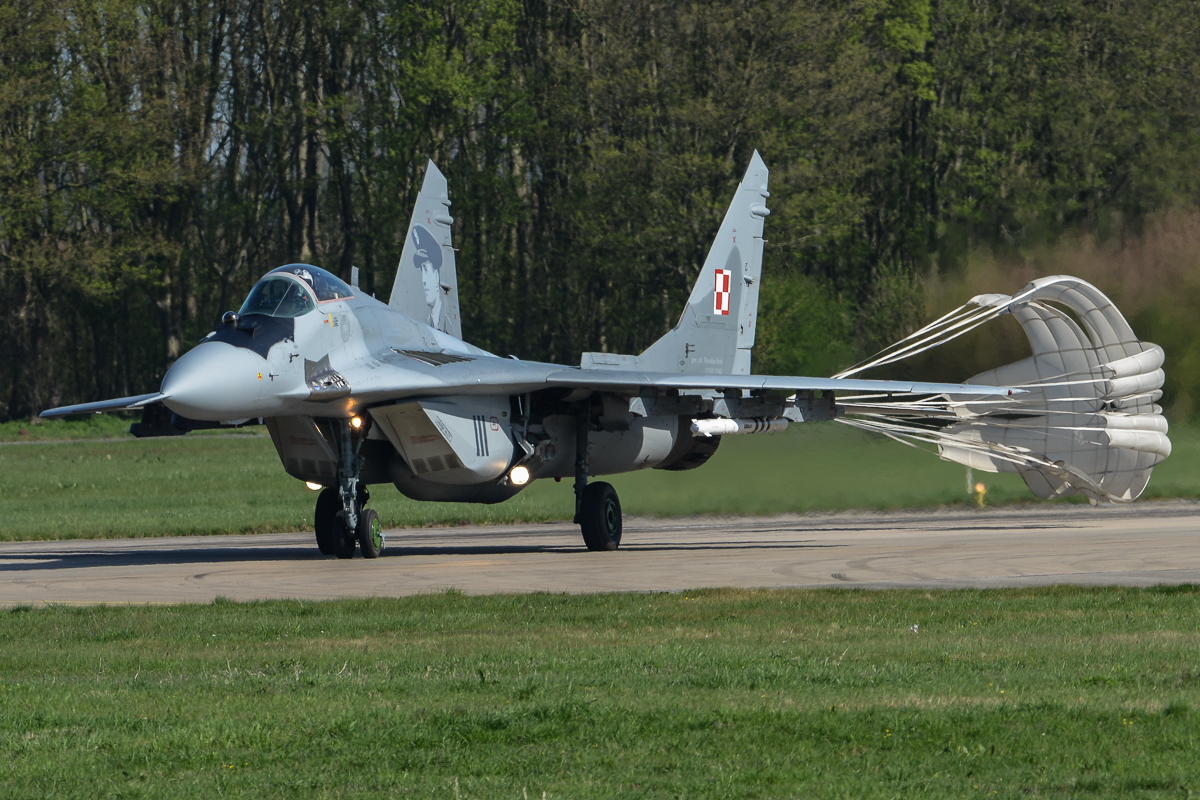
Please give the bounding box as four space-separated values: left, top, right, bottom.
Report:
835 276 1170 505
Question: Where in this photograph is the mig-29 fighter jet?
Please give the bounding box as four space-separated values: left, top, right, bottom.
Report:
48 153 1162 559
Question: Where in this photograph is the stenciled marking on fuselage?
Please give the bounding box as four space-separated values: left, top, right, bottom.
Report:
410 433 441 445
433 415 454 443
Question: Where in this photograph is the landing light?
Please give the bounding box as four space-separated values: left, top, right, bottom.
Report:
305 481 322 491
509 465 531 486
350 416 363 429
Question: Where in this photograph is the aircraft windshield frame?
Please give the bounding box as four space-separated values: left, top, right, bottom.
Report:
268 264 354 302
238 275 316 319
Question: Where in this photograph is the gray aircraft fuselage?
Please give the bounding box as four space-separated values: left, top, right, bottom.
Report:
165 272 496 424
40 153 1024 557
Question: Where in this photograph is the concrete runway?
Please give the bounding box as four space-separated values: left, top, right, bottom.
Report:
2 502 1199 605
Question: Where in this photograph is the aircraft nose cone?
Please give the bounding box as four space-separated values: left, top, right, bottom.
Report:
161 342 266 421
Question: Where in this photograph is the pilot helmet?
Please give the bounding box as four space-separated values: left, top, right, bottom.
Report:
410 225 443 272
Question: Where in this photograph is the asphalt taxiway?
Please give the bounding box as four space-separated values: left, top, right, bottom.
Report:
1 502 1198 605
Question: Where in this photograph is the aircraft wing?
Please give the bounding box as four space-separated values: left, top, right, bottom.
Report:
35 358 1015 422
541 368 1019 397
39 392 168 419
346 354 1018 406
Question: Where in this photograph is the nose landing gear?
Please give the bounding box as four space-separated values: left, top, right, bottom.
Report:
313 416 384 559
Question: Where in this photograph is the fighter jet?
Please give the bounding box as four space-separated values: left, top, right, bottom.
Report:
40 154 1020 558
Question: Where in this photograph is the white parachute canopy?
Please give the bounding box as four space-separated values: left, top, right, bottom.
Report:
834 275 1169 505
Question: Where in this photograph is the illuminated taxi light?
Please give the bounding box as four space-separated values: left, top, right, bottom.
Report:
305 481 322 491
350 416 363 429
509 465 531 486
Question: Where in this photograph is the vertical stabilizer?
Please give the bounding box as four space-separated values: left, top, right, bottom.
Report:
635 152 769 375
390 160 462 339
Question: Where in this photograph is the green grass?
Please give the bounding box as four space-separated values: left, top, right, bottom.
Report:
0 414 268 442
6 422 1200 540
1 587 1198 798
1 414 140 441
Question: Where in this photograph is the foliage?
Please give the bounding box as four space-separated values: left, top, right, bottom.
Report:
2 587 1200 797
2 0 1199 419
903 209 1200 420
752 272 857 381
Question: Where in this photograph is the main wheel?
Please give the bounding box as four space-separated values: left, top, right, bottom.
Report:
579 481 622 551
357 508 384 559
314 488 342 555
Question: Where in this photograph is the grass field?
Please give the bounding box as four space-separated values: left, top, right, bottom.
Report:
5 418 1200 540
2 587 1198 798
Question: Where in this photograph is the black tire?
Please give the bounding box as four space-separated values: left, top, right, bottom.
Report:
579 481 622 551
357 508 384 559
314 488 341 555
333 510 357 559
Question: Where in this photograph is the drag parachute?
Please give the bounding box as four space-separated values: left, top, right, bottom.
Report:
834 276 1169 504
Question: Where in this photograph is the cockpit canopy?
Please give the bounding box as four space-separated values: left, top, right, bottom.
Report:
237 264 354 318
239 277 315 318
269 264 354 301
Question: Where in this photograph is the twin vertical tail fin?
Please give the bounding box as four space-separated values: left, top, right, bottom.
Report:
392 154 771 366
390 160 463 339
592 151 769 375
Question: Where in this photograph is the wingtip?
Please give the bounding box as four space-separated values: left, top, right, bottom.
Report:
37 392 168 419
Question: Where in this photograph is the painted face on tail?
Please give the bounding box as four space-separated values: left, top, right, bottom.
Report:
411 225 443 308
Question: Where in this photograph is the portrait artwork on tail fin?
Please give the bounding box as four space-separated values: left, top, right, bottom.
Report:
390 160 462 339
409 224 446 331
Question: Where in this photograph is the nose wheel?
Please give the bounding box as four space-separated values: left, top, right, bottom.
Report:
314 488 344 555
313 416 385 559
314 488 365 558
357 508 384 559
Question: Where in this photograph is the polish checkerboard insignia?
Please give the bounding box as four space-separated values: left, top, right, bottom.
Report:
714 269 731 316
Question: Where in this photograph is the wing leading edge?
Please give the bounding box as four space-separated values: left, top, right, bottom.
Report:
39 392 167 419
346 355 1020 406
542 368 1019 397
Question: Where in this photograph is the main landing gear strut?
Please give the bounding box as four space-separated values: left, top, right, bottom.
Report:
314 417 384 559
573 403 622 551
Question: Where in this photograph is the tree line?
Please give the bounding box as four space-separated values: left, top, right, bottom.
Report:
3 0 1198 420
